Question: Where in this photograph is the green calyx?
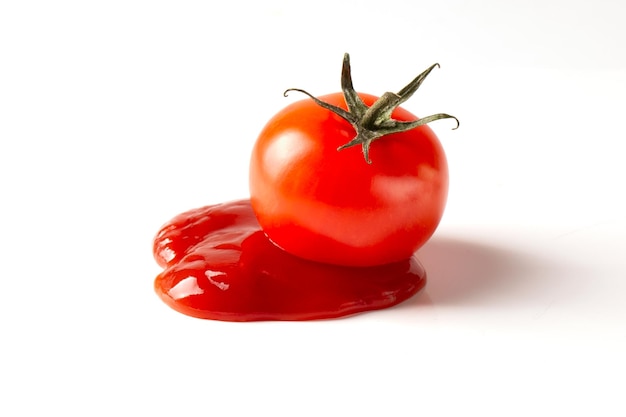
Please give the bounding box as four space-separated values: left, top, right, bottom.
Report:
284 53 459 164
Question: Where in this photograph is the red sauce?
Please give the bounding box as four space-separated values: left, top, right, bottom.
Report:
153 200 426 321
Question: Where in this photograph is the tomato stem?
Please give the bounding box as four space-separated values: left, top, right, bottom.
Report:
284 53 459 164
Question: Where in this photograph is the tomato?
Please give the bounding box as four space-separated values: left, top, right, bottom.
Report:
249 54 457 267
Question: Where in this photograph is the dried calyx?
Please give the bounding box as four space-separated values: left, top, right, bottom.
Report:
284 53 459 164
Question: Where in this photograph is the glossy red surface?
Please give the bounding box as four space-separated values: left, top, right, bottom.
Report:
153 200 426 321
250 92 449 267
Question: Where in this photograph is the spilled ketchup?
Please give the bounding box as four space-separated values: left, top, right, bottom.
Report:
153 200 426 321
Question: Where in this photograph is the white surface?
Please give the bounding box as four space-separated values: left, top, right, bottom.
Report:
2 1 625 416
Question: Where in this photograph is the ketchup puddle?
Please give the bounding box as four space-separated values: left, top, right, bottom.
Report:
153 200 426 321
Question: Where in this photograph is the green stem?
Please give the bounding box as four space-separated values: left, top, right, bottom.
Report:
285 53 459 164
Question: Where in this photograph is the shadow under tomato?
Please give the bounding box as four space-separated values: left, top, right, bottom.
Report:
398 236 560 308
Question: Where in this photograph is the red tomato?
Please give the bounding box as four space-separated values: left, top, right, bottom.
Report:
249 54 455 267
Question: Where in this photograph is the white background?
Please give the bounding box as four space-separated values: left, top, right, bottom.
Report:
2 0 625 415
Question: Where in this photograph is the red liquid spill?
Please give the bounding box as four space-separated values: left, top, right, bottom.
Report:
153 200 426 321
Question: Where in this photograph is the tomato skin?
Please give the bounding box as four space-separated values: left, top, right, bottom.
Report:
249 92 448 267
